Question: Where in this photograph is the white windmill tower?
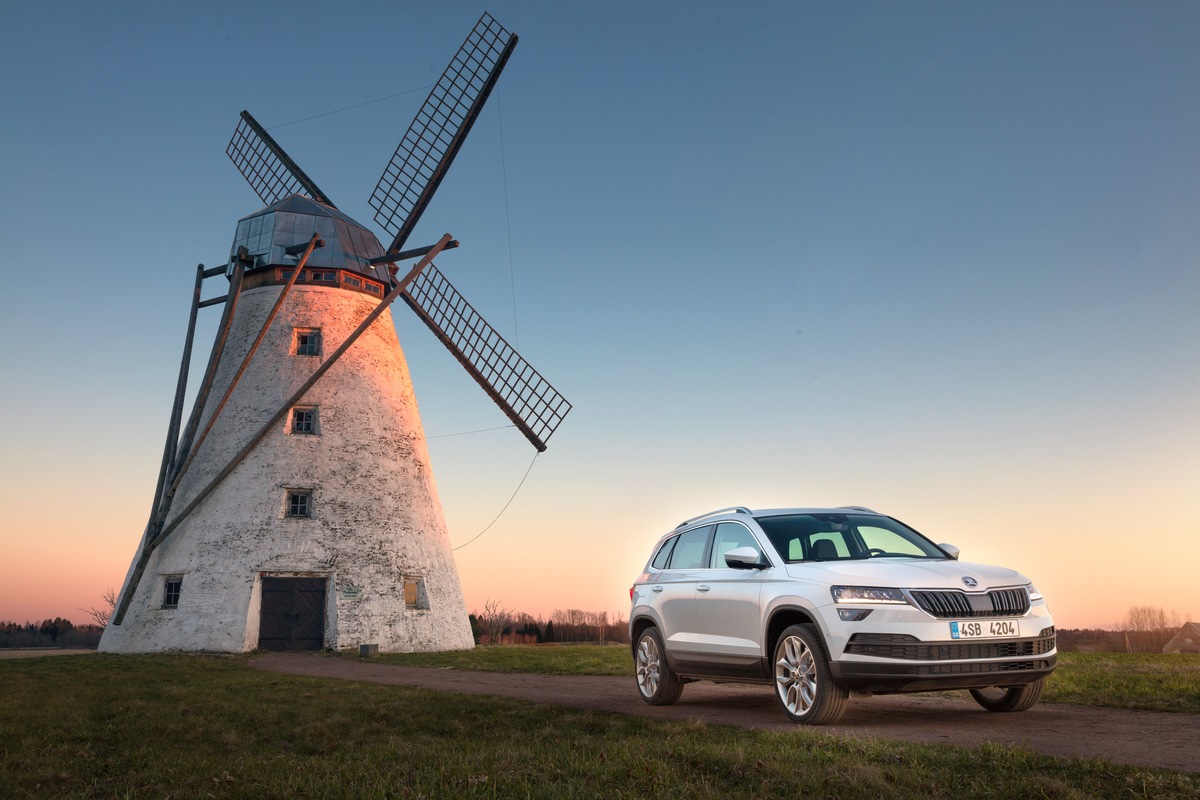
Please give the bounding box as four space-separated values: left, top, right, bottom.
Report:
100 13 569 654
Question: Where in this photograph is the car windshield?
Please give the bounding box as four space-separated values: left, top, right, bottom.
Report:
755 513 946 563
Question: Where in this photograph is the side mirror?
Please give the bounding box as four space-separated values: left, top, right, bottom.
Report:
939 543 960 560
724 546 767 570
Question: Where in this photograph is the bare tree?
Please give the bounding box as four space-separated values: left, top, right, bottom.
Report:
82 587 118 628
475 599 511 645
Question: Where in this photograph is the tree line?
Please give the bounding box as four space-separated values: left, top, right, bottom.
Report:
1048 606 1191 653
470 601 630 645
0 619 104 649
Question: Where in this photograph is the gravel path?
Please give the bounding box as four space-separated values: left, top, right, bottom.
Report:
252 652 1200 774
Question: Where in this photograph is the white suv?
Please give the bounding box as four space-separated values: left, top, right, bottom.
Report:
629 506 1056 724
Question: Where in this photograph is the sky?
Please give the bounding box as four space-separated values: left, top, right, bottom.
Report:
1 1 1197 631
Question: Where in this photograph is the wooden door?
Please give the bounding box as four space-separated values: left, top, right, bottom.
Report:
259 577 326 650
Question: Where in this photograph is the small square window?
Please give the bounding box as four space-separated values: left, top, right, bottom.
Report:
287 491 313 518
292 407 317 435
295 329 321 356
403 577 427 609
162 576 183 609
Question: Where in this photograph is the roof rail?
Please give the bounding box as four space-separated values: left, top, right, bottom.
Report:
836 505 877 513
675 506 753 529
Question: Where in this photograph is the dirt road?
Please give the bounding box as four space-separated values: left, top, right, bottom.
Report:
252 652 1199 774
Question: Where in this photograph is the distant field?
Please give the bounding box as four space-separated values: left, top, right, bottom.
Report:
375 645 1200 714
2 654 1197 799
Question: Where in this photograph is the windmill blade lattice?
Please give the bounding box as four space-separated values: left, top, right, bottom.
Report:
370 12 517 254
403 265 570 452
227 110 335 208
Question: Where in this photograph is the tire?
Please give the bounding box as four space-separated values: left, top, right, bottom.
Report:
969 677 1046 712
634 626 683 705
773 623 848 725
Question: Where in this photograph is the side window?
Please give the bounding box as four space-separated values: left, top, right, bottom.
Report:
667 526 712 570
858 526 926 556
709 522 764 568
651 537 677 570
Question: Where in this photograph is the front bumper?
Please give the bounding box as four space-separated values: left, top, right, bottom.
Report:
829 628 1057 693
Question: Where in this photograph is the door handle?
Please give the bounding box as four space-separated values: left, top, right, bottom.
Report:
697 585 710 592
651 586 664 593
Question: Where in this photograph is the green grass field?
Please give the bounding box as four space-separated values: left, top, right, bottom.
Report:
1 650 1197 799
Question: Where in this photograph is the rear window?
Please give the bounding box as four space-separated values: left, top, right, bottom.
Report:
650 536 677 570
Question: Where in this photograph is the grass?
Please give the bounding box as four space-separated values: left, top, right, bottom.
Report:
372 645 1200 714
1047 652 1200 713
2 653 1198 799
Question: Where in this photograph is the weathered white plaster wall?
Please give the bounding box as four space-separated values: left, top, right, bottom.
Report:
101 283 475 653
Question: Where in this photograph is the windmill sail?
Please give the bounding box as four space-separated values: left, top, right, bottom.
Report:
227 110 335 208
370 12 517 254
404 264 570 451
221 12 568 452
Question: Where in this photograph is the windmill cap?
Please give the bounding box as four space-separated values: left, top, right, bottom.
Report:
227 194 388 282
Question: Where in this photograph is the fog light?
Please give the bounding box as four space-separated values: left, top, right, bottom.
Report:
838 608 873 622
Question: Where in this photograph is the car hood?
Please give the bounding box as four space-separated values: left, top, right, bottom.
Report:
781 558 1029 590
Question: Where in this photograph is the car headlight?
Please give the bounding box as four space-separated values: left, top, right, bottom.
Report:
1027 584 1043 602
831 586 909 605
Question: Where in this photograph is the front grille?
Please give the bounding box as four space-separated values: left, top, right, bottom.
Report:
845 633 1057 661
910 587 1031 618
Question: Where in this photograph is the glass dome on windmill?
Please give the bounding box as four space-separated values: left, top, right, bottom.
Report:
228 195 389 285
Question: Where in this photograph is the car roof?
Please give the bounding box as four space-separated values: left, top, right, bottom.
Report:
673 506 885 531
753 506 884 518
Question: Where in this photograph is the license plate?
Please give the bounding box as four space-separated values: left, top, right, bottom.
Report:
950 619 1020 639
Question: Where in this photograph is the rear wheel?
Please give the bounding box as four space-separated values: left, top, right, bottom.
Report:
773 623 848 725
634 627 683 705
969 677 1046 712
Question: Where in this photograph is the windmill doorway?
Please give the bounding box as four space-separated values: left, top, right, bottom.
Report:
258 576 327 650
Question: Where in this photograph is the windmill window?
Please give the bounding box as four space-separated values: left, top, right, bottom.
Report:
287 491 313 518
404 577 428 610
294 329 322 356
291 407 318 435
311 270 337 282
344 275 362 288
162 576 183 609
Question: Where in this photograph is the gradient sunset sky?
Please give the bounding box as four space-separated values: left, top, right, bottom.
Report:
1 1 1196 630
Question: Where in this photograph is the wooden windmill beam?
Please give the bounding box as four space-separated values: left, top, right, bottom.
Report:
166 233 323 499
145 233 455 554
162 264 245 493
146 263 205 529
113 263 245 627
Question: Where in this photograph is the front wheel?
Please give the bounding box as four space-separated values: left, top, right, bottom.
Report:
969 677 1046 712
634 626 683 705
773 623 848 725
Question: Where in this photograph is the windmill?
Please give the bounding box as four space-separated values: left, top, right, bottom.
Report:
100 12 569 654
